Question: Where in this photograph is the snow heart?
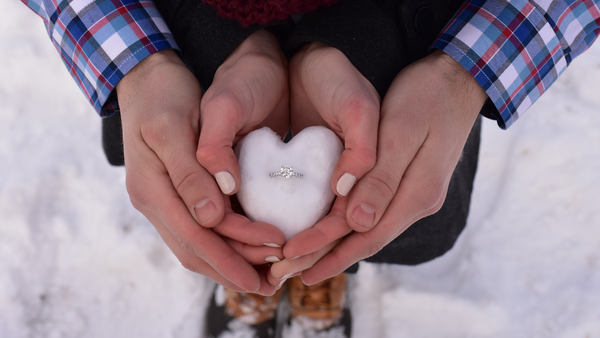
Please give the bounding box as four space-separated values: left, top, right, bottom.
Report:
235 126 343 240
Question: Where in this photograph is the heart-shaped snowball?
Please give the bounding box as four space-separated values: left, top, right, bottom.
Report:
235 126 343 240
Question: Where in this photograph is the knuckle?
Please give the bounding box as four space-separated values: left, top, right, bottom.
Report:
360 237 386 259
171 166 200 199
177 237 196 256
139 112 171 146
341 96 379 125
125 177 149 210
413 175 447 216
202 91 244 124
356 233 386 260
366 241 386 258
358 149 377 170
363 172 397 201
196 143 221 165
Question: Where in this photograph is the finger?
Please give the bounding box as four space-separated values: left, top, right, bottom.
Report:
134 113 226 228
282 197 352 259
267 269 302 289
138 205 246 293
254 264 280 296
269 240 340 285
224 238 284 265
211 212 286 248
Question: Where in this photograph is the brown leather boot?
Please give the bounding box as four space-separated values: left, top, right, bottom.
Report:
287 273 349 331
206 285 284 338
224 287 284 325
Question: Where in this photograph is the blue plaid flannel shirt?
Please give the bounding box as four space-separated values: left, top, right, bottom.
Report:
23 0 599 128
22 0 179 116
433 0 600 129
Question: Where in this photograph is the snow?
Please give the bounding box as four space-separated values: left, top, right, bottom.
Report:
236 126 342 240
2 1 600 337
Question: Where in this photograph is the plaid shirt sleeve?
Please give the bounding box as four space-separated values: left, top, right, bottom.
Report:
22 0 179 116
432 0 600 129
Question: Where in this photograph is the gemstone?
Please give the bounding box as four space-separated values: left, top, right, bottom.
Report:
280 166 293 178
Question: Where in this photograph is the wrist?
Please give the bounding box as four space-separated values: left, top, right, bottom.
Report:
116 49 183 97
228 30 287 68
429 50 488 117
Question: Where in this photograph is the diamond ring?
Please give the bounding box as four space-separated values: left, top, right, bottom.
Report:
270 166 303 178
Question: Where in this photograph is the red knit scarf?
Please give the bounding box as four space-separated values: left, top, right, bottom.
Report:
202 0 340 26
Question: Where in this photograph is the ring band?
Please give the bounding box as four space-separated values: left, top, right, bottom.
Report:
270 166 303 178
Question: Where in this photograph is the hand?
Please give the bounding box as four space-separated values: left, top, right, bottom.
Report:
197 29 289 197
273 49 487 285
288 42 380 197
119 30 289 295
267 42 380 285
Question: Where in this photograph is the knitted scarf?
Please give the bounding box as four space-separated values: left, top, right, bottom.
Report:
202 0 340 26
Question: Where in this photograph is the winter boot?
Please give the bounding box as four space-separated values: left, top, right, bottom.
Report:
285 273 351 337
205 284 284 338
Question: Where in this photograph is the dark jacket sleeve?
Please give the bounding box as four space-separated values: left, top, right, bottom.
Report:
153 0 262 89
282 0 465 98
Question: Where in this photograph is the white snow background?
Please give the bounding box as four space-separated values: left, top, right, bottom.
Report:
2 1 600 337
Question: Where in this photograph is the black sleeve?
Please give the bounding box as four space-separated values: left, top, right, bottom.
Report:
282 0 465 98
153 0 262 89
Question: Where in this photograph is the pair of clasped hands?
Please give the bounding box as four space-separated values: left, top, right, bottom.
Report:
117 30 487 295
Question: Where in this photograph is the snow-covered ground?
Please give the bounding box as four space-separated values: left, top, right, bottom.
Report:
2 2 600 337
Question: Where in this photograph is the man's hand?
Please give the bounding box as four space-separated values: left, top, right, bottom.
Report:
118 29 290 295
271 49 487 285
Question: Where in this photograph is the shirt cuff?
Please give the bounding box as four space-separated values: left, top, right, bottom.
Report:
432 0 570 129
29 0 179 116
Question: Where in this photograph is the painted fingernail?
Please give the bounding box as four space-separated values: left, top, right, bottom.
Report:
263 243 282 248
194 199 217 224
215 171 235 194
336 173 357 196
265 256 281 263
352 203 376 228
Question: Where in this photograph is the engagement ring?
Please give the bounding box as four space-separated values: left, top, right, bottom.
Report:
270 166 303 178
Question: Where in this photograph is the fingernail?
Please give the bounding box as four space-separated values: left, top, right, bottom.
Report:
277 278 287 288
194 199 216 224
289 256 301 260
336 173 357 196
352 203 376 228
215 171 235 194
263 243 282 248
265 256 281 263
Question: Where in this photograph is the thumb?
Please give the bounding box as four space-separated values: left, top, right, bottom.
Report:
197 91 244 195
